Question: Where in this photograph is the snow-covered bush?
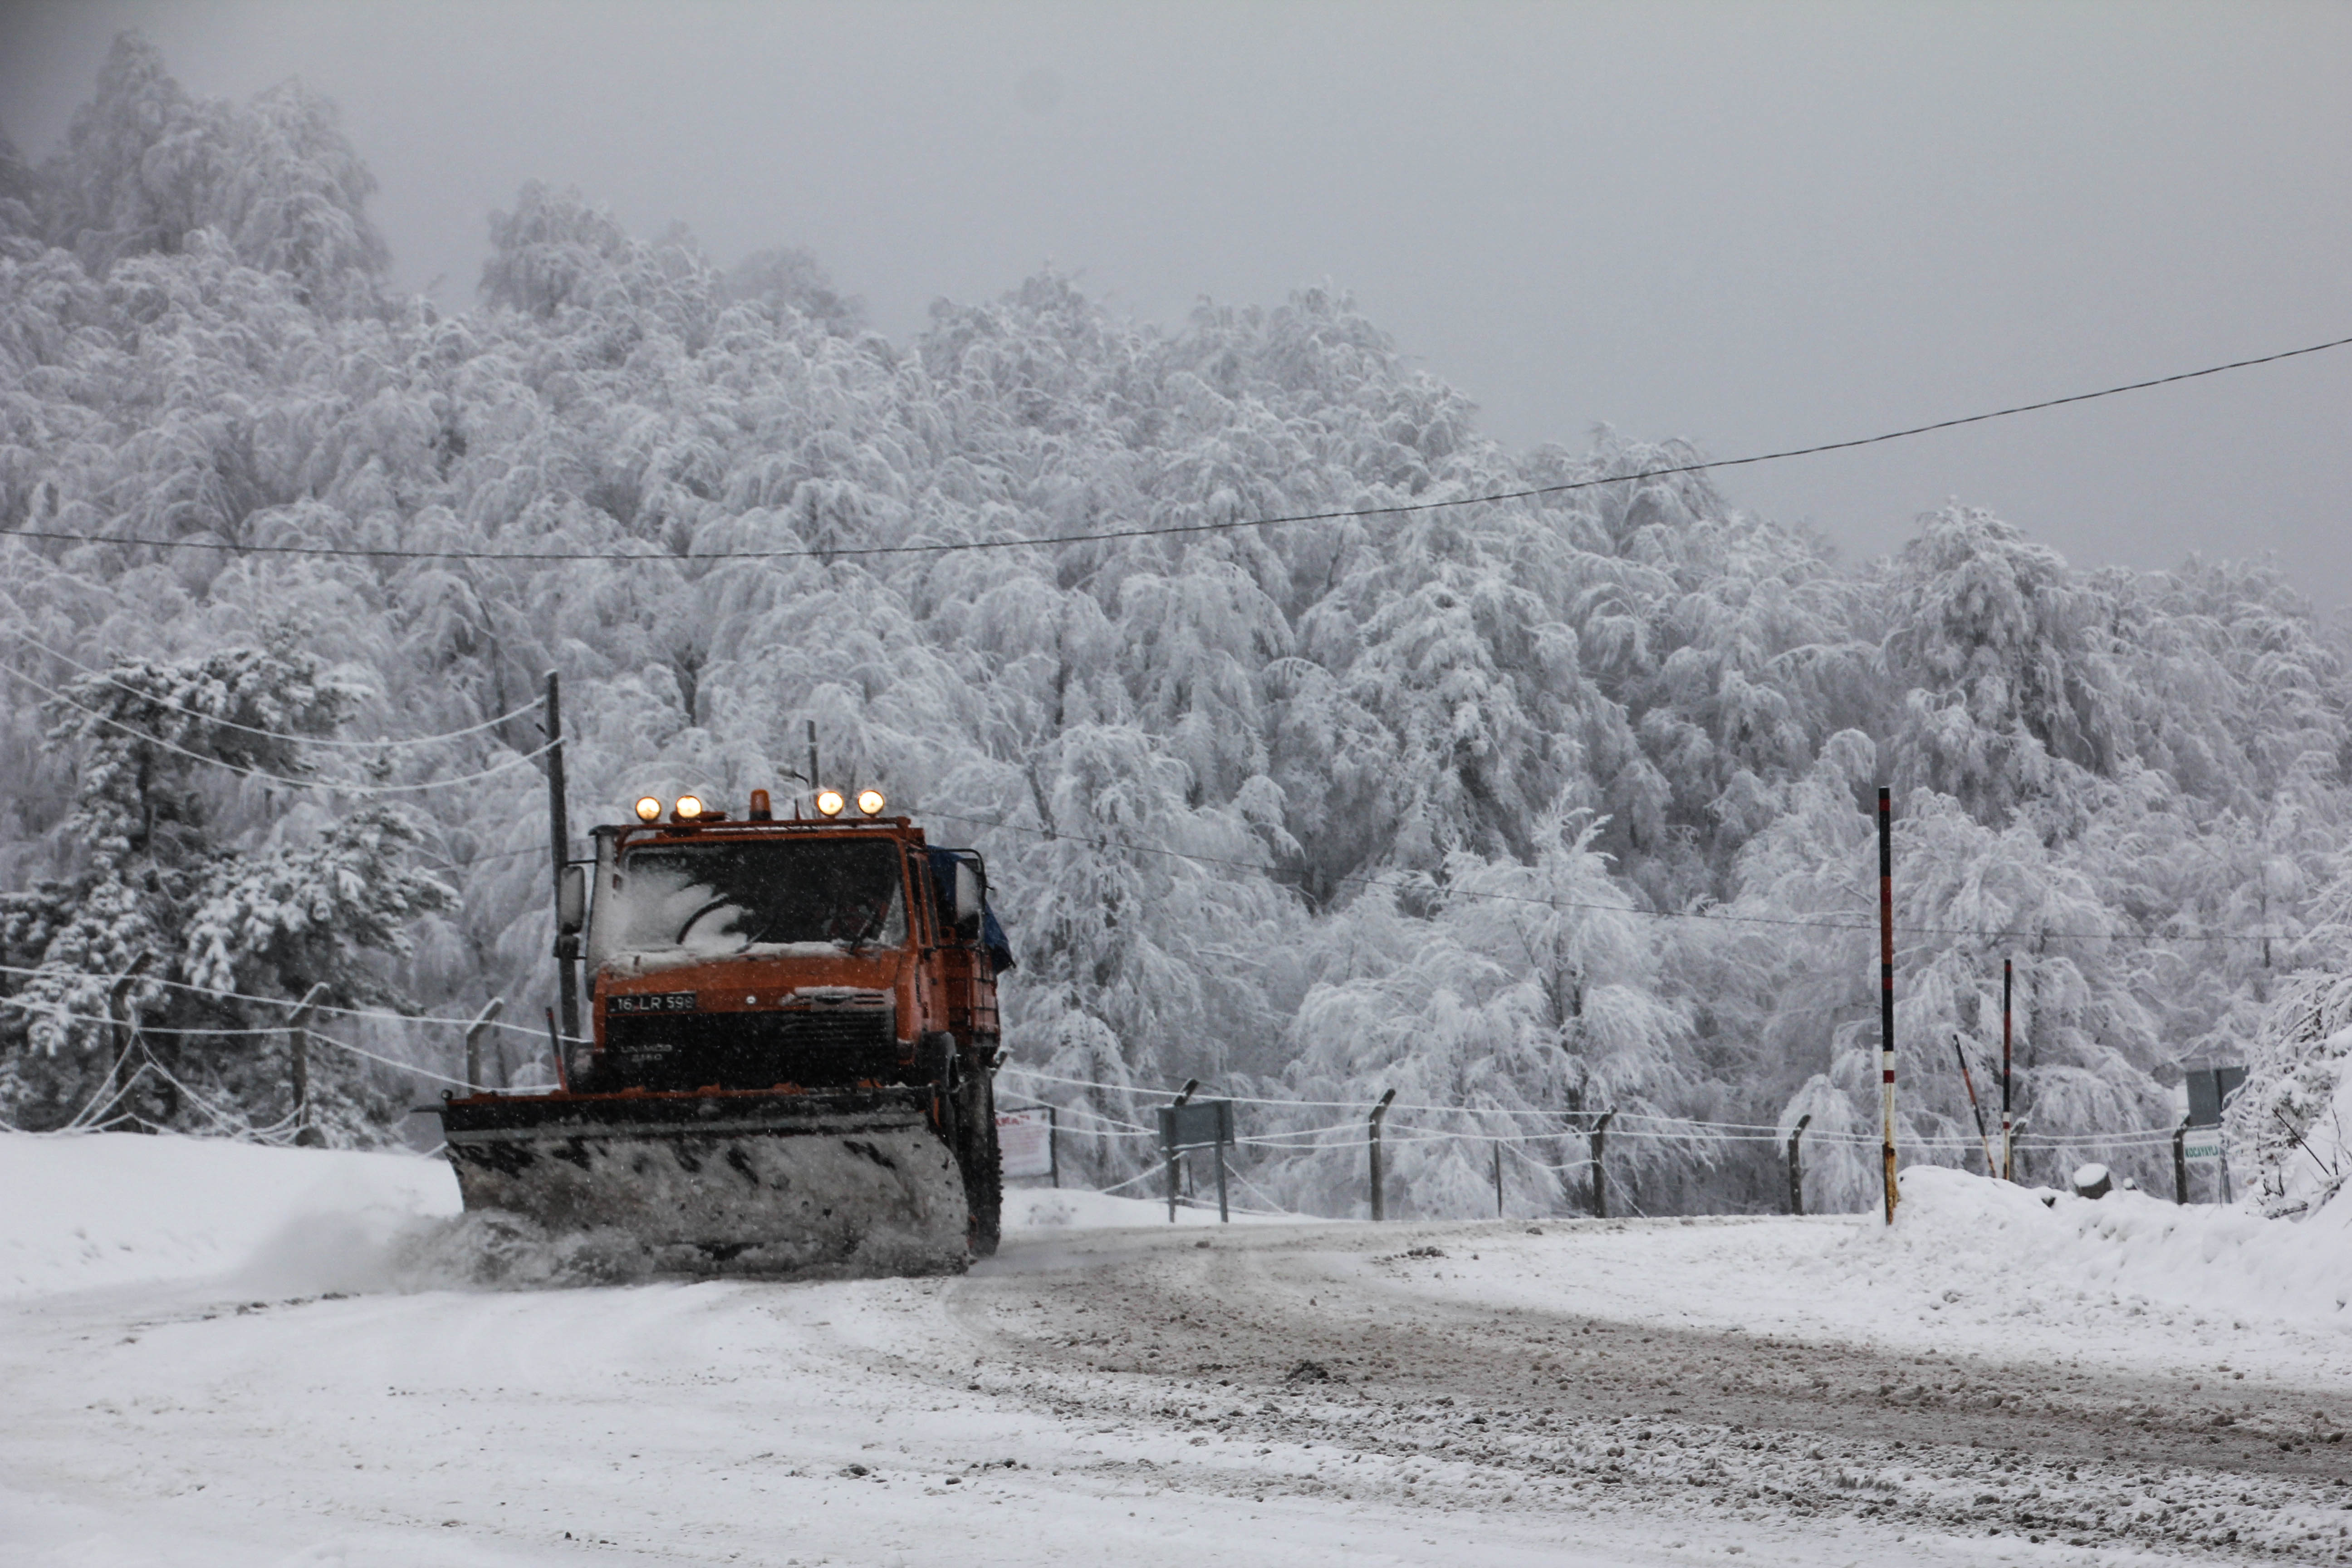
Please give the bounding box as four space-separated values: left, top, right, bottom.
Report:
2234 860 2352 1218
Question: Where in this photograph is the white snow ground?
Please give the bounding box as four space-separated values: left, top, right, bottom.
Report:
2 1134 2347 1567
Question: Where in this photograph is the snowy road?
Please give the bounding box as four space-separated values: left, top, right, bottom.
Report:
951 1216 2352 1563
5 1140 2350 1567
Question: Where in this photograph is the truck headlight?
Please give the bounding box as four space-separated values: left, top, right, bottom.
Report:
815 789 845 817
857 789 887 816
635 797 663 822
674 795 703 821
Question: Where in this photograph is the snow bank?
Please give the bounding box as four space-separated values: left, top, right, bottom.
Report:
0 1132 459 1301
1860 1163 2352 1328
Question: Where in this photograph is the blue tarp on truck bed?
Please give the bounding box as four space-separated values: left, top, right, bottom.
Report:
926 847 1015 973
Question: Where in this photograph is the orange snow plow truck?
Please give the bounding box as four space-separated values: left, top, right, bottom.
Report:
434 786 1013 1278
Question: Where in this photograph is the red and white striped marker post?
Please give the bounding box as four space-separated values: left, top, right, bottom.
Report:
1878 786 1897 1224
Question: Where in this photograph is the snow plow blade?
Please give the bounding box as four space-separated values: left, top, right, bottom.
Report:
435 1087 972 1278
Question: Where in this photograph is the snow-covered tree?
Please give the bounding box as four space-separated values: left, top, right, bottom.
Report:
0 635 451 1139
4 37 2347 1212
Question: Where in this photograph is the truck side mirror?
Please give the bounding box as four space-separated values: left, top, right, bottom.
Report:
953 861 983 938
556 864 587 936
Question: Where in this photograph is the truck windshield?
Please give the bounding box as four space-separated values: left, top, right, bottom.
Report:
597 839 907 960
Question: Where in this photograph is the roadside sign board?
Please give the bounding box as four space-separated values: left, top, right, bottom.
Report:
2181 1127 2225 1163
999 1107 1055 1180
2185 1065 2247 1128
1157 1099 1235 1152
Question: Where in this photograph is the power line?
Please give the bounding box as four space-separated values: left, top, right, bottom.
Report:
0 626 542 750
5 332 2348 567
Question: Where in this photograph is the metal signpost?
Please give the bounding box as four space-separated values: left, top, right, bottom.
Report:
2181 1065 2246 1203
1157 1098 1237 1223
997 1104 1058 1186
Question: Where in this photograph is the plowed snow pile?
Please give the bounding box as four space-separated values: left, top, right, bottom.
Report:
1856 1164 2352 1328
0 1132 458 1300
0 1132 1236 1300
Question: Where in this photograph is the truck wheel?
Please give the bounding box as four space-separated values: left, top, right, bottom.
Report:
961 1069 1002 1258
916 1031 956 1088
916 1031 957 1134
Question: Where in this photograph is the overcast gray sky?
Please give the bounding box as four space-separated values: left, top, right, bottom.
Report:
5 0 2348 611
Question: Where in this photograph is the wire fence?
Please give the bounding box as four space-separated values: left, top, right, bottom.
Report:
997 1063 2206 1218
0 975 2214 1212
0 983 553 1143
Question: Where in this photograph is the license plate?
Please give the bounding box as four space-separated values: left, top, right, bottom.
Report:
608 991 698 1014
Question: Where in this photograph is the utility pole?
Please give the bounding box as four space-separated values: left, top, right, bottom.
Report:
546 672 578 1048
1878 786 1897 1224
1367 1088 1396 1221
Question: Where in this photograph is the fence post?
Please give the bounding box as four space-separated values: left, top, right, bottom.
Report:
1368 1088 1396 1221
2001 958 2014 1182
1589 1109 1617 1218
290 983 328 1147
464 998 505 1095
100 952 154 1131
1787 1113 1811 1216
1048 1105 1060 1189
1215 1108 1230 1224
2173 1117 2190 1205
544 1007 567 1091
1493 1142 1504 1218
1166 1078 1199 1223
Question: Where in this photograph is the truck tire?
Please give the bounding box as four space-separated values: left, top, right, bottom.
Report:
916 1031 957 1089
917 1030 956 1133
961 1068 1002 1258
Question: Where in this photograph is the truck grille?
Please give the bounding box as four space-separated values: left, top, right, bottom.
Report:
594 990 898 1092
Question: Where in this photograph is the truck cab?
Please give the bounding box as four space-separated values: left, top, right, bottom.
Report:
573 811 1005 1099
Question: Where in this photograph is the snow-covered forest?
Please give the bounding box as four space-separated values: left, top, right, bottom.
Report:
5 36 2348 1216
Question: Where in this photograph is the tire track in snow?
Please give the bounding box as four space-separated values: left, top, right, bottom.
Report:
937 1219 2352 1562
